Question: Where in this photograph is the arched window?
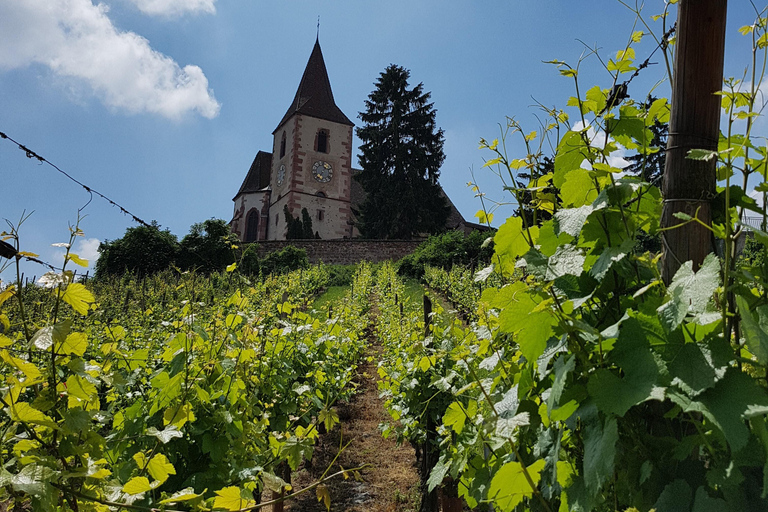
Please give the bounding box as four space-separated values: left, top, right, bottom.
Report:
316 191 326 198
317 129 329 153
280 132 286 158
245 210 259 242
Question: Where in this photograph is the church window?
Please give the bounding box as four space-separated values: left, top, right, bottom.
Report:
317 209 325 221
280 132 286 158
317 129 329 154
245 210 259 242
316 191 326 198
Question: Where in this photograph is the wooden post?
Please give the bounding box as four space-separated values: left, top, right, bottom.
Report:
661 0 727 283
423 295 432 338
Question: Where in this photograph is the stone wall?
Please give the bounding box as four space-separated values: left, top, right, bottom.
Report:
252 239 423 265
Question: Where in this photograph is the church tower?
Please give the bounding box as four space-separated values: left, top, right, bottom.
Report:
267 38 355 240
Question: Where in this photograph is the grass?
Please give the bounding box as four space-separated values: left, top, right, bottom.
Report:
310 285 349 318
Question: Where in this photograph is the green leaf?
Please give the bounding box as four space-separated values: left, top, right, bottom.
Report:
488 459 546 511
427 459 451 492
319 407 340 432
61 283 95 316
668 342 727 397
147 453 176 484
669 368 768 451
561 168 597 207
554 130 588 187
588 316 664 416
213 486 256 511
8 402 57 429
583 415 618 493
737 295 768 365
57 332 87 356
657 254 720 331
443 402 468 434
493 282 556 361
555 205 594 237
692 486 728 512
687 149 718 161
521 244 585 281
159 488 203 504
589 239 635 282
494 217 538 275
654 479 692 511
122 476 152 495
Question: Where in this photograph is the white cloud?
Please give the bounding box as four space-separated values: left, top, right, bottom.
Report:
0 0 220 119
128 0 216 16
52 237 101 273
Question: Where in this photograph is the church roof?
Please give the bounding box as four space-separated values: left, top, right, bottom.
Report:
274 39 354 133
233 151 272 200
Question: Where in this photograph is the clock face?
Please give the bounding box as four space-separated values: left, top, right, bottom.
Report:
312 161 333 183
277 164 285 186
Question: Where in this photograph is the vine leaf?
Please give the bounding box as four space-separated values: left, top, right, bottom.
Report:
488 458 546 511
61 283 95 316
736 295 768 365
583 415 618 494
122 476 152 496
443 400 477 435
521 244 585 281
213 486 256 511
657 254 720 331
494 217 539 275
668 342 727 397
492 282 556 362
555 205 595 237
588 316 664 417
554 130 588 187
561 168 597 207
668 368 768 451
427 459 451 492
654 479 692 511
589 239 635 282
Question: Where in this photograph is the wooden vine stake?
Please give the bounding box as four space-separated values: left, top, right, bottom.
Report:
661 0 727 283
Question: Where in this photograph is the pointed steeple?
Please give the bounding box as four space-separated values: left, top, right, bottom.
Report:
274 39 353 132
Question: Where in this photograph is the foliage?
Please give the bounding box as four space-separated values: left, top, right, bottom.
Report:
284 206 317 240
177 218 239 273
0 228 374 511
379 6 768 511
397 230 494 279
355 64 450 239
258 245 309 275
95 222 178 278
422 264 503 321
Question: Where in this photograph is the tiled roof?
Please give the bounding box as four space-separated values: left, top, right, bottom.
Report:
233 151 272 200
274 39 354 132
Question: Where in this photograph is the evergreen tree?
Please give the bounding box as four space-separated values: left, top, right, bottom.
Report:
355 65 449 239
301 208 315 239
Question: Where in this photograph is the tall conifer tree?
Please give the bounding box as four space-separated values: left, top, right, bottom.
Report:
355 65 449 239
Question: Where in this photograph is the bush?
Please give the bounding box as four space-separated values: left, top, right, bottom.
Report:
259 246 309 275
397 230 494 279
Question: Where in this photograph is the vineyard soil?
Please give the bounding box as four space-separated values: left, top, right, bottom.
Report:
284 341 420 512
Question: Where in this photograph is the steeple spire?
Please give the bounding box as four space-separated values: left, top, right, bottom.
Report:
274 39 353 132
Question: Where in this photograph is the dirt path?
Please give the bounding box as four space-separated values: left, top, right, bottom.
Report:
285 341 420 512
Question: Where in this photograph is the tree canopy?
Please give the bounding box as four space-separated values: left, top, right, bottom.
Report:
355 64 449 239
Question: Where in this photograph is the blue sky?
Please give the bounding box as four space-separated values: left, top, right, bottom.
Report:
0 1 762 284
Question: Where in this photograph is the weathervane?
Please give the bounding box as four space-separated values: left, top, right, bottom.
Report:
317 16 320 39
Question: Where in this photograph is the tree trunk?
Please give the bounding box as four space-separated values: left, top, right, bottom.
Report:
661 0 727 283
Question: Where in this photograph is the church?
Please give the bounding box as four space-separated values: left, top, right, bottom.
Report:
230 39 477 242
